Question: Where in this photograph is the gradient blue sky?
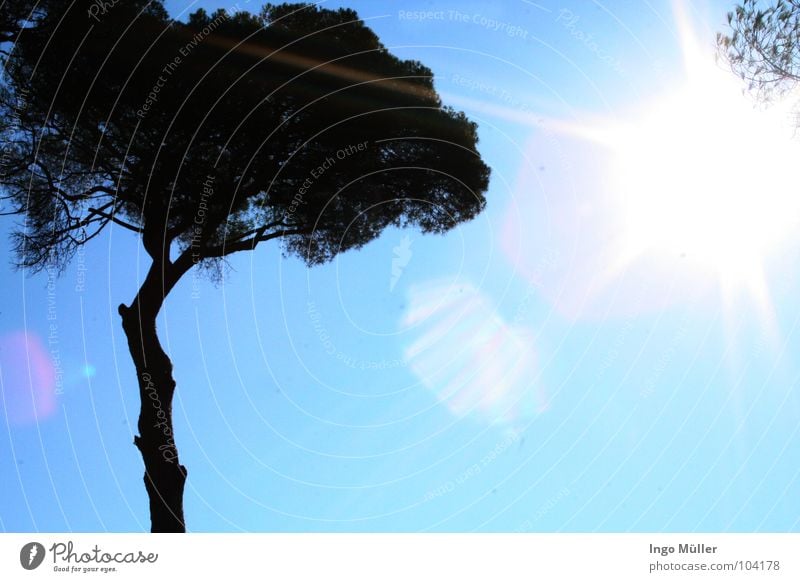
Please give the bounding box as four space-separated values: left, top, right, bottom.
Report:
2 0 800 532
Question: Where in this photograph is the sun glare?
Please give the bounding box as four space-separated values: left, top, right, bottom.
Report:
612 67 800 284
570 3 800 301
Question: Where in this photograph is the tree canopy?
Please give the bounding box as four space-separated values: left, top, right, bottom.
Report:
1 0 490 276
0 0 47 46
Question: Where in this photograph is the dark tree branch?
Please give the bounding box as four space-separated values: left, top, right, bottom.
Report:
221 219 300 244
86 205 143 233
201 227 310 258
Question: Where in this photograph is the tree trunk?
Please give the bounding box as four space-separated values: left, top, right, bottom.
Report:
119 256 192 532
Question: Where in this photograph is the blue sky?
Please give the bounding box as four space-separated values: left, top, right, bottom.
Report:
2 0 800 532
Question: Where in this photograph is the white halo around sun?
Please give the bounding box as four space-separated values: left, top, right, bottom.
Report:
559 2 800 326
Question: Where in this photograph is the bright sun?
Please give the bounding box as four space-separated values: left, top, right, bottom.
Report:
573 3 800 299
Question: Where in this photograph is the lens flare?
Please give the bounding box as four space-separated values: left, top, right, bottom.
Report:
402 280 545 423
0 331 57 425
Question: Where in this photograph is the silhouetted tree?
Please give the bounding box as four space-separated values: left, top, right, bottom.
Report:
0 1 490 531
718 0 800 101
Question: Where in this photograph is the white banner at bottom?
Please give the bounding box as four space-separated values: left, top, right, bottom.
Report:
1 533 797 581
